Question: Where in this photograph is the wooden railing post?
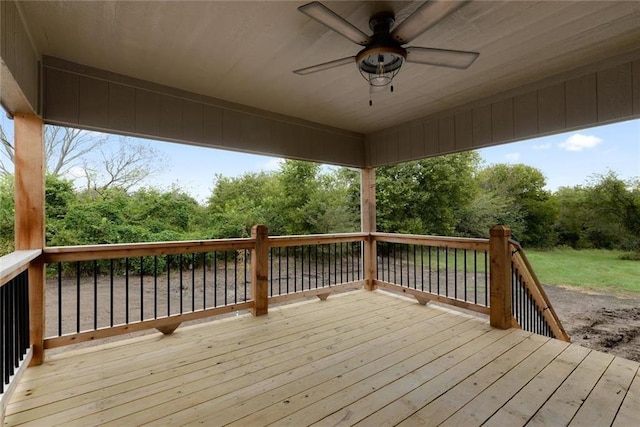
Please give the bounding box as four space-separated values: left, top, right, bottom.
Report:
251 224 269 316
14 114 45 366
361 168 376 290
489 225 512 329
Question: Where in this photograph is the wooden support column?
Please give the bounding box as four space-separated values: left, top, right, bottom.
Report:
251 224 269 316
489 225 512 329
361 168 376 291
14 114 46 366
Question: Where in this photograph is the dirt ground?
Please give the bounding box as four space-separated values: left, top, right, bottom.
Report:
543 284 640 362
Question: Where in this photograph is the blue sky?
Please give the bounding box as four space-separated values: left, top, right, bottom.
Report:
1 114 638 203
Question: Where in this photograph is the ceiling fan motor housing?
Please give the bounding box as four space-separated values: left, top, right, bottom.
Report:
357 12 406 85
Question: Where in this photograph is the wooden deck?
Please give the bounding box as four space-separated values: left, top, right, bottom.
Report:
5 290 640 426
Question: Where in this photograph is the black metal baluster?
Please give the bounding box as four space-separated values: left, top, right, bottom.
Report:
436 247 440 295
464 250 468 302
445 248 449 298
93 260 98 330
126 257 130 324
141 257 144 321
286 247 289 294
224 251 228 305
315 245 319 288
179 254 184 314
474 250 478 305
203 253 207 309
214 253 218 307
192 253 196 312
270 248 274 296
420 245 424 291
110 259 114 327
58 262 62 336
340 243 344 284
76 261 80 333
345 243 349 283
301 246 304 291
154 256 158 319
413 245 417 289
454 248 458 300
321 245 325 286
278 247 282 295
234 250 238 304
244 249 248 301
428 246 432 293
167 255 171 317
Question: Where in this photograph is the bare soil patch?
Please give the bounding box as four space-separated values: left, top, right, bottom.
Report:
543 285 640 362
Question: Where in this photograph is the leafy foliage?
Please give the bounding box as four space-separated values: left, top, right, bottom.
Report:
0 147 637 258
376 152 480 235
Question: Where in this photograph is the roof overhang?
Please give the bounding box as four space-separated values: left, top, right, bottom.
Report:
2 1 639 167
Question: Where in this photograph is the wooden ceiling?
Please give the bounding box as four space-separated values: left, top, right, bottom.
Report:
16 1 640 135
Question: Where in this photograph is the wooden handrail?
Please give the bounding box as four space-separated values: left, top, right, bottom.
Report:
372 232 490 251
0 249 41 286
43 238 255 262
510 240 570 342
268 232 368 248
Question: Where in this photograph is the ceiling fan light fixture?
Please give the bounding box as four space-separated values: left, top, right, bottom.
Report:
356 46 406 88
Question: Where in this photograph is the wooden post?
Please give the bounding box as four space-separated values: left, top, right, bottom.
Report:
14 114 46 365
361 168 376 290
251 224 268 316
489 225 512 329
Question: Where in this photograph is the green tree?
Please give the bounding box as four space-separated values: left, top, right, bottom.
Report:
583 172 640 251
478 163 557 247
207 172 282 237
0 174 14 254
376 152 481 235
278 160 322 235
554 186 590 248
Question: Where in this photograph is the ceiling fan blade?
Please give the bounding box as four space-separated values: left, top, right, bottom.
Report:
299 2 371 46
391 0 470 45
405 47 479 69
293 56 356 75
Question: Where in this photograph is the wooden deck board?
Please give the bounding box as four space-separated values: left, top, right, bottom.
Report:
4 289 639 427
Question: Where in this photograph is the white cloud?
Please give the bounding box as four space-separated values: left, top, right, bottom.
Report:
533 143 551 150
262 158 283 171
559 133 603 152
505 152 520 162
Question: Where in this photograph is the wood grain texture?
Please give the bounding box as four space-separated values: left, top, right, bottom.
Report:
251 225 268 316
4 290 639 427
489 225 512 329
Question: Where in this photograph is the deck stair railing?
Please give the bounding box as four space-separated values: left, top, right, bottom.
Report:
510 239 570 342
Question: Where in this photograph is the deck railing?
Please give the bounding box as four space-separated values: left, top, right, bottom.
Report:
268 233 366 303
42 238 256 348
372 233 490 315
0 250 40 414
510 239 570 341
41 229 368 348
6 225 568 357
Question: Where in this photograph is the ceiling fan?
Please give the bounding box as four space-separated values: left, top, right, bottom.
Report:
294 1 479 104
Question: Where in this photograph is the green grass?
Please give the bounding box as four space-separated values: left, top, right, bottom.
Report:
525 248 640 294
